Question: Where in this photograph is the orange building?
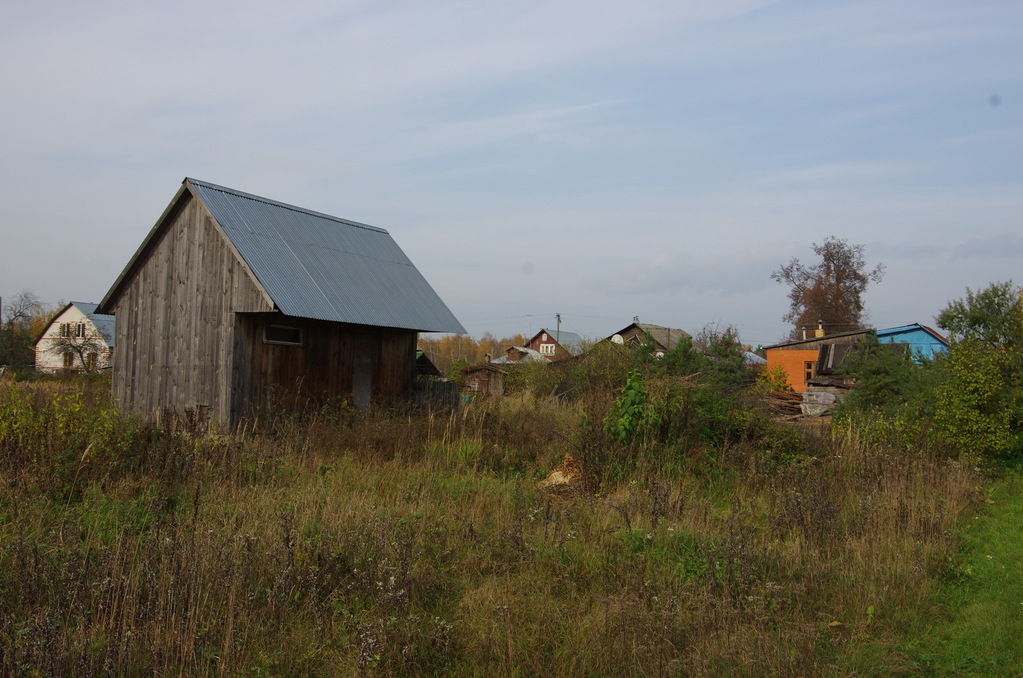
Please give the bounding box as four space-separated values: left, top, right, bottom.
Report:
764 328 870 392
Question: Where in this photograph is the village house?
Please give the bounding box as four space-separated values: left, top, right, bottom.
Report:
97 178 465 428
764 323 948 392
524 327 584 360
604 320 692 356
35 302 115 372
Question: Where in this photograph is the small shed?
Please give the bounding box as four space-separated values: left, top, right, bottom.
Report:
98 178 465 427
460 363 506 397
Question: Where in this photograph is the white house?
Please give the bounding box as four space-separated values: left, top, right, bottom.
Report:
35 302 115 372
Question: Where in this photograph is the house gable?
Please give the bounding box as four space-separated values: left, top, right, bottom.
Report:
34 302 115 372
525 328 583 359
101 190 275 425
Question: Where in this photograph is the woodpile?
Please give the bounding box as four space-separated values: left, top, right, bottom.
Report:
765 391 836 421
767 391 805 417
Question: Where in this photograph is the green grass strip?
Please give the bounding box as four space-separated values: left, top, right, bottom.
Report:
914 473 1023 676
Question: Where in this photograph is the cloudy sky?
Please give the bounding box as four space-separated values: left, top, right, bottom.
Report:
1 0 1020 346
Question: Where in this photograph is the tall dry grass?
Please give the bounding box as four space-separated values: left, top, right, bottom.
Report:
0 377 982 676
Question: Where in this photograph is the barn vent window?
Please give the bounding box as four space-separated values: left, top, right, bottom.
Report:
264 325 303 346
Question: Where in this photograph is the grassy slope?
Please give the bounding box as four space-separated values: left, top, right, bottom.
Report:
910 473 1023 676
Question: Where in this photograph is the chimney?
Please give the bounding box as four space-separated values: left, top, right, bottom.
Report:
802 327 807 340
485 353 492 363
815 320 825 338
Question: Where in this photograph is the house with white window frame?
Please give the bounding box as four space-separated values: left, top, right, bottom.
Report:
525 328 584 360
34 302 115 372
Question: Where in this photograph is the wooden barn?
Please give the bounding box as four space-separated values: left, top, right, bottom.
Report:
98 178 465 428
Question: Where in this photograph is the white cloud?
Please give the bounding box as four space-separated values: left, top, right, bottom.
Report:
1 0 1021 347
952 233 1023 261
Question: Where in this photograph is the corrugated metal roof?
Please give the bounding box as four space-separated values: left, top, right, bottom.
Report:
536 328 585 355
187 179 465 333
743 351 766 365
70 301 116 346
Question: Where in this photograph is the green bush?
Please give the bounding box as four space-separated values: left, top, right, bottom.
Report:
933 339 1013 460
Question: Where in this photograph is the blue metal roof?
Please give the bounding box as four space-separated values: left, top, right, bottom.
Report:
875 323 948 360
70 301 115 346
187 179 465 333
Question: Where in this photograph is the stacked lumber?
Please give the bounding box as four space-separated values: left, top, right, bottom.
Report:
767 391 804 417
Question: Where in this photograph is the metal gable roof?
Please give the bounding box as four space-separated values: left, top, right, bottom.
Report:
535 328 585 355
70 302 116 346
34 301 115 346
187 179 465 333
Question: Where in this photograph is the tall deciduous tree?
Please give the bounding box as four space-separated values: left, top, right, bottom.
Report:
771 237 885 340
935 281 1023 349
1 290 51 368
933 282 1023 460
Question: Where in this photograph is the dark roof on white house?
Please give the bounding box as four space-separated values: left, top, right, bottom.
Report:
102 178 465 334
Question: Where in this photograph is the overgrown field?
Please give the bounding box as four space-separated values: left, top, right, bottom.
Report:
0 375 987 676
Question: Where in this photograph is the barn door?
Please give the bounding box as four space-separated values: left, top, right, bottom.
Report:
352 333 374 410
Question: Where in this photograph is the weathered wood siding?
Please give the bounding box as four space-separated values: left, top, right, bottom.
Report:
232 314 417 422
108 194 271 426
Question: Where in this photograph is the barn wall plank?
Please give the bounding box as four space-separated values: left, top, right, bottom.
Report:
107 196 270 427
